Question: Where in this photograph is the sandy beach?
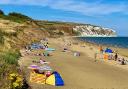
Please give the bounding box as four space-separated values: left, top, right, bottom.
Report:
19 37 128 89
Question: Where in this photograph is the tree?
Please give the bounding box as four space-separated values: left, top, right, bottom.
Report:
0 9 4 15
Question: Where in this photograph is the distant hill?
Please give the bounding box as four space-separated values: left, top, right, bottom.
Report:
35 20 117 37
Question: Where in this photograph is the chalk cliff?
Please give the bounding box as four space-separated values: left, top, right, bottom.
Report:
73 25 116 37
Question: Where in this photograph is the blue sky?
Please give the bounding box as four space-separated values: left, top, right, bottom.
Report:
0 0 128 36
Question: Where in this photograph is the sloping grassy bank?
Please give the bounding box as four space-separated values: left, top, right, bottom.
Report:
0 49 21 88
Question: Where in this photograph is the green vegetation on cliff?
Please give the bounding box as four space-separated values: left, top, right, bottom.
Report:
0 9 32 23
0 10 38 89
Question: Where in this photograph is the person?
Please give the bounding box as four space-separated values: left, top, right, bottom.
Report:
44 43 47 48
94 53 97 59
121 58 126 65
99 46 103 53
63 47 67 52
114 53 118 61
22 77 30 89
108 54 113 60
46 42 49 48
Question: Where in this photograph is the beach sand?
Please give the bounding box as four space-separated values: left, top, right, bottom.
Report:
19 37 128 89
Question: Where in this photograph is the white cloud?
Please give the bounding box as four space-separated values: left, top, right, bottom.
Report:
0 0 127 16
49 0 128 16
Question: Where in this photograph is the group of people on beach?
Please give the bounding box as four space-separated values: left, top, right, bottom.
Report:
96 46 127 65
24 38 50 56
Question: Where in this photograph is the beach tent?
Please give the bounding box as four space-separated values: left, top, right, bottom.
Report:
46 71 64 86
105 48 113 53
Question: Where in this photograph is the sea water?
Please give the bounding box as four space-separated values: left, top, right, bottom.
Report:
78 37 128 48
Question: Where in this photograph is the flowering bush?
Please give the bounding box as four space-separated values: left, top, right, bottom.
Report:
9 73 23 89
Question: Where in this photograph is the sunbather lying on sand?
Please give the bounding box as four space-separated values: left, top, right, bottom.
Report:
118 57 126 65
40 60 50 64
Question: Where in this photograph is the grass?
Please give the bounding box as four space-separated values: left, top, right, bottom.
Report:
1 50 21 65
0 11 32 23
0 10 37 89
0 30 18 45
0 49 21 88
0 35 4 44
0 15 25 23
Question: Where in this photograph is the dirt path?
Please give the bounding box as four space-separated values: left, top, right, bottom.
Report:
19 41 128 89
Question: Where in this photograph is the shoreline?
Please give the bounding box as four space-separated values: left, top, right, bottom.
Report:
72 35 117 37
71 36 128 70
73 37 128 57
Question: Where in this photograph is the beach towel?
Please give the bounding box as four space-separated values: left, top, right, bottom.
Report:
30 71 46 84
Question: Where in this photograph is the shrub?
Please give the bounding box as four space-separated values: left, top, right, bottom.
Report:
57 31 64 35
0 9 4 15
7 12 32 23
73 30 81 35
0 61 8 80
2 50 21 65
0 10 32 23
8 12 31 20
0 30 4 44
0 35 4 44
9 73 23 89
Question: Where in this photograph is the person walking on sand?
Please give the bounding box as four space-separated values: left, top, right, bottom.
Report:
94 52 98 62
114 53 118 61
94 53 97 59
99 46 103 53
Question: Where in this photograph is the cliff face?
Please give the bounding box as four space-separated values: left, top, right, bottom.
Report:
36 21 117 37
0 19 49 50
73 25 116 37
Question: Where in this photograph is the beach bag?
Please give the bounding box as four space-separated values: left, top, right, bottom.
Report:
45 71 52 77
74 52 80 56
74 52 77 56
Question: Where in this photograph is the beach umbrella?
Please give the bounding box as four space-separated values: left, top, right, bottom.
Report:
105 48 113 53
46 71 64 86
